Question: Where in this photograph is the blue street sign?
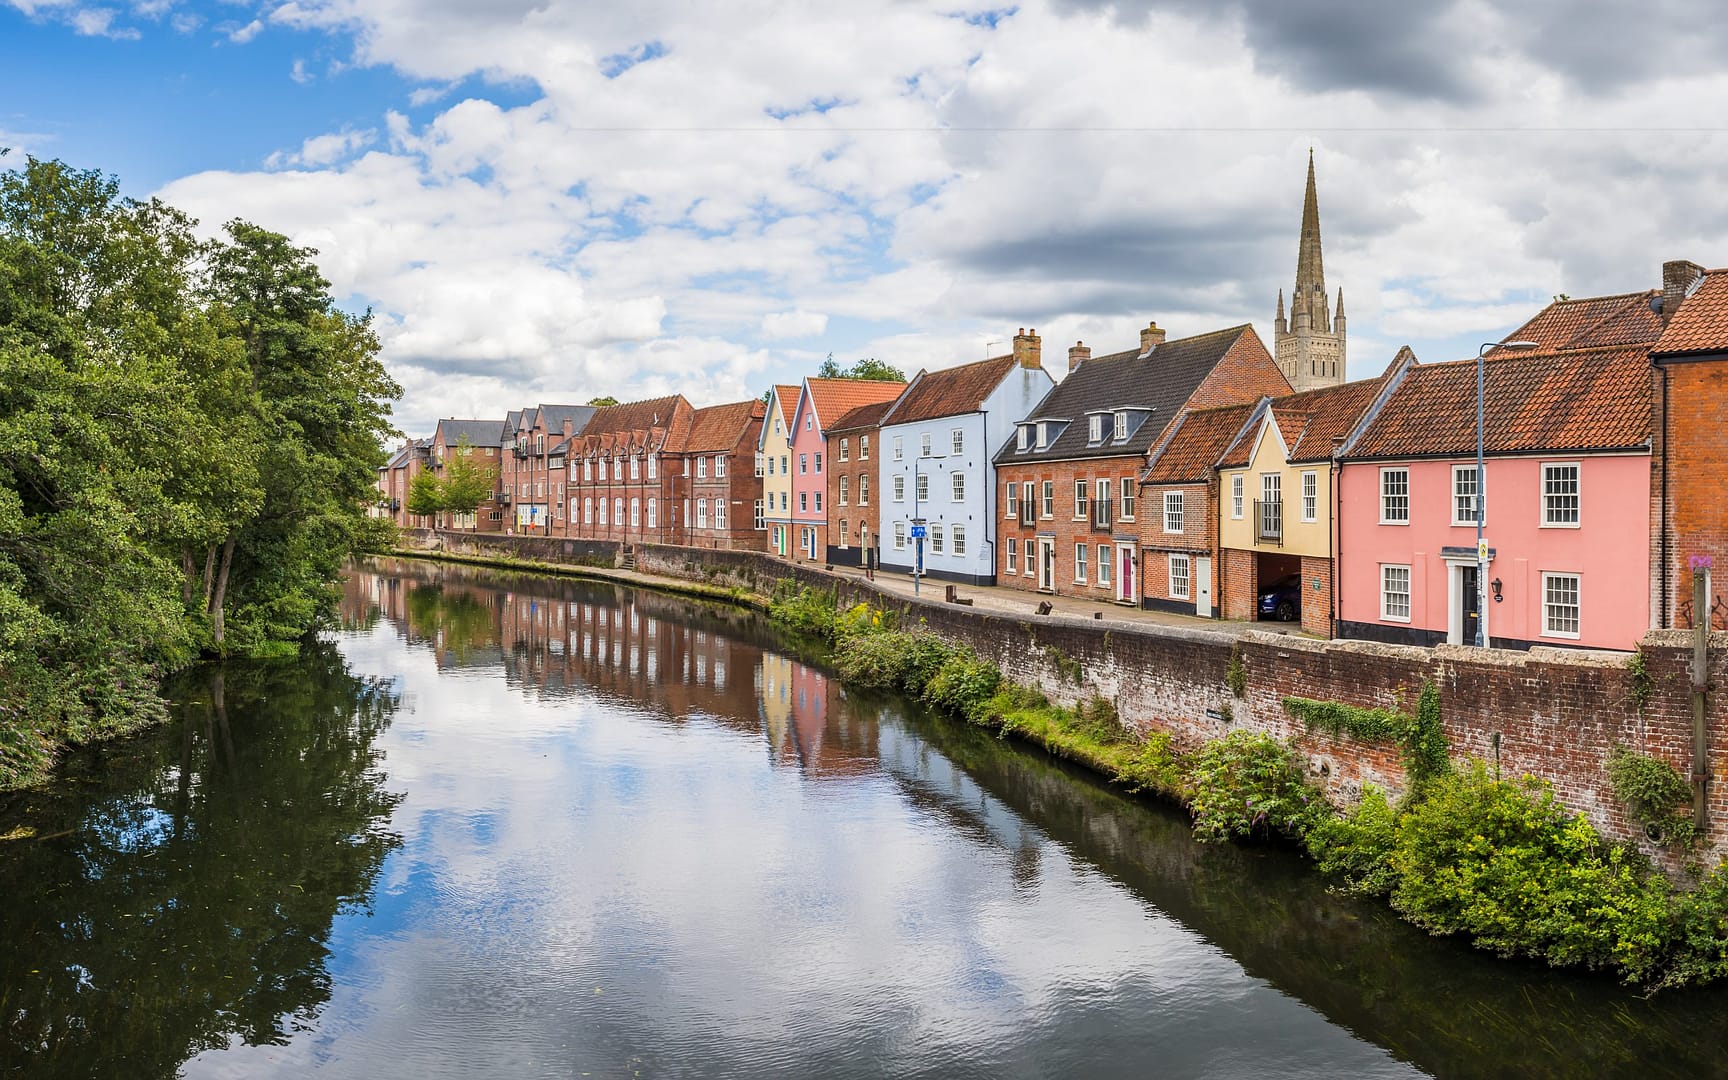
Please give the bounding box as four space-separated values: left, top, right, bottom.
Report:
910 525 926 539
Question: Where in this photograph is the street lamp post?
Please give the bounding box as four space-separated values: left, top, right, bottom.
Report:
1475 339 1539 647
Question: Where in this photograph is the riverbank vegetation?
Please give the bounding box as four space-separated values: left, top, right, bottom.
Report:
0 154 399 787
768 584 1728 990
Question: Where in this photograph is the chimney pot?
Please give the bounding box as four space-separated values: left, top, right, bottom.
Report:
1068 340 1091 371
1140 321 1167 353
1013 327 1042 370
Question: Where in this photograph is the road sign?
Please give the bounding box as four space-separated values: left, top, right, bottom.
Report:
1477 538 1489 562
910 525 927 539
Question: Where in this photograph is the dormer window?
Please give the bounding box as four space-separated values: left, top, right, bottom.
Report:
1016 425 1030 452
1037 422 1051 450
1088 415 1104 444
1113 411 1128 441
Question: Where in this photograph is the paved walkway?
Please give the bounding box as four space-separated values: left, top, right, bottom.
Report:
823 561 1292 639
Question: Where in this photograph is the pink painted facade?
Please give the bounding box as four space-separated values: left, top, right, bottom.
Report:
789 396 829 561
1337 454 1650 651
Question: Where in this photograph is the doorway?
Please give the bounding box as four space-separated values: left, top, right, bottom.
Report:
1195 556 1213 618
1117 544 1135 604
1038 539 1055 592
1459 563 1481 645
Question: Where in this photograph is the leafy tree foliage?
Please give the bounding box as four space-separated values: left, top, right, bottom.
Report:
815 354 905 382
586 395 619 406
0 154 400 785
438 436 497 526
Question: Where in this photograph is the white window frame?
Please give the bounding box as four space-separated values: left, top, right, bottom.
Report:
715 455 725 478
1041 481 1054 519
1380 467 1410 525
1542 571 1582 639
920 432 932 458
1170 553 1191 600
1096 544 1111 587
839 475 849 506
1073 479 1088 519
859 475 870 505
713 500 724 530
1113 411 1128 441
698 456 708 479
1073 543 1088 583
1301 470 1317 523
894 522 906 549
1120 478 1136 520
893 436 904 461
952 525 966 555
697 498 708 529
893 476 906 502
930 524 944 554
648 498 658 529
1088 415 1104 444
951 428 964 455
1007 538 1019 574
1163 491 1184 534
1541 462 1581 528
951 471 965 502
1005 482 1019 519
839 438 850 462
915 474 928 503
1452 464 1480 526
860 435 870 460
1231 474 1244 519
1381 564 1412 622
648 454 658 479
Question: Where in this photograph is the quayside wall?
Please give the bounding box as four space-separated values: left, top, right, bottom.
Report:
400 529 1728 863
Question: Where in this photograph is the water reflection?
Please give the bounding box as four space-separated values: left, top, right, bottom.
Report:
5 559 1726 1079
0 651 401 1079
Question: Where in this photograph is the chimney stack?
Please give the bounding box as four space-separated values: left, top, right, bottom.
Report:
1661 259 1707 325
562 417 574 438
1139 321 1167 354
1013 327 1042 369
1068 340 1091 371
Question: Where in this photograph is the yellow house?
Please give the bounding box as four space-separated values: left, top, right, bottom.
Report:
759 385 799 557
1215 364 1404 635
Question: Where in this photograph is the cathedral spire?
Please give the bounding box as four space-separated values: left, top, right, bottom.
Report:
1294 147 1328 334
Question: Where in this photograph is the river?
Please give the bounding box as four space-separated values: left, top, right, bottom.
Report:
4 556 1728 1079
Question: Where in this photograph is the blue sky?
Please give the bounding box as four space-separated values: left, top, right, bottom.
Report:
5 0 1726 437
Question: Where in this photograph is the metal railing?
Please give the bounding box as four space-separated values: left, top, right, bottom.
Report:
1254 498 1283 545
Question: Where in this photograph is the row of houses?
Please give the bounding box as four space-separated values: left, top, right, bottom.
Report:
377 165 1728 654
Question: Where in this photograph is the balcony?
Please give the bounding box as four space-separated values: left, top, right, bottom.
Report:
1092 502 1113 532
497 489 512 504
1253 498 1283 546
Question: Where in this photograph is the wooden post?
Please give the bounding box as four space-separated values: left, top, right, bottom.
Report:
1692 567 1711 830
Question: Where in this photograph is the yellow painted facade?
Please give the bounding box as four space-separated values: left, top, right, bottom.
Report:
1217 413 1333 559
760 387 796 556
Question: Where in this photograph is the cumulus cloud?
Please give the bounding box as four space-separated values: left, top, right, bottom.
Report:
130 0 1728 437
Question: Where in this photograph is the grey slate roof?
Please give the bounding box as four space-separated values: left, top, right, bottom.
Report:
994 325 1251 465
435 418 507 448
536 404 597 438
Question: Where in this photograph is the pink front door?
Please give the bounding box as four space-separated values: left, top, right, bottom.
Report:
1119 545 1135 603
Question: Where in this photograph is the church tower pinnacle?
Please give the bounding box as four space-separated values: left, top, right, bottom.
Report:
1274 149 1346 391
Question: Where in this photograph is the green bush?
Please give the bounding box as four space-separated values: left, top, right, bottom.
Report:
1606 744 1696 847
767 583 838 640
833 627 913 689
352 516 401 554
896 632 960 696
1389 764 1672 982
1667 864 1728 988
921 651 1001 722
1072 696 1132 745
1186 730 1326 842
1306 786 1400 897
1116 730 1184 797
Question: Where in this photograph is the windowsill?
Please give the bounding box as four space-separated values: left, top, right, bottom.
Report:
1379 519 1410 526
1540 629 1582 640
1539 522 1582 529
1380 614 1412 624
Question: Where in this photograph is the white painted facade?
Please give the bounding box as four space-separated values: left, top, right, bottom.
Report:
878 366 1053 584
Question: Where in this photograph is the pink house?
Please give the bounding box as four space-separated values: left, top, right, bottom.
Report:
1336 339 1655 651
787 378 906 562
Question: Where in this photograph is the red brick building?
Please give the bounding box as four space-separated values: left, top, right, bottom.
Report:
994 322 1289 602
683 399 768 551
1651 260 1728 629
429 418 508 532
1140 401 1261 618
824 399 894 568
376 437 433 528
562 396 695 544
502 404 597 535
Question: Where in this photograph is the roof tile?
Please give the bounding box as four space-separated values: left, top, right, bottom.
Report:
881 355 1016 426
1655 269 1728 356
804 378 907 429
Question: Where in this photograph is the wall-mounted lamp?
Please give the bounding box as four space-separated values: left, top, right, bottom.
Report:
1491 578 1504 603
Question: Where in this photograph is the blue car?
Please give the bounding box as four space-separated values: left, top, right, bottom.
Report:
1258 574 1302 621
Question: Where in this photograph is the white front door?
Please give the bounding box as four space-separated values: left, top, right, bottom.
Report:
1196 556 1213 618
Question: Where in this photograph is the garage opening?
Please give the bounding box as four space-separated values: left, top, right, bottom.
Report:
1254 552 1302 623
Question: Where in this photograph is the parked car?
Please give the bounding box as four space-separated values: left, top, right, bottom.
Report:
1258 574 1302 621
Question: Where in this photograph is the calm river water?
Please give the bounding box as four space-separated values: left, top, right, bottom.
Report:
5 557 1728 1079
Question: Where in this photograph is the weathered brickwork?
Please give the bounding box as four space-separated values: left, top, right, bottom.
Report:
1219 547 1257 621
1657 358 1728 629
1299 554 1333 638
995 458 1143 598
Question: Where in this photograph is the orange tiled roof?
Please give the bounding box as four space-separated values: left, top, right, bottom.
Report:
1494 291 1662 355
881 354 1017 426
1346 345 1651 460
1279 377 1390 463
684 399 765 453
773 385 800 430
1654 269 1728 356
1145 402 1258 484
804 377 907 430
572 395 692 453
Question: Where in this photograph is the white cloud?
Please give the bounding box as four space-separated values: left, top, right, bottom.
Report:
227 16 262 42
132 0 1728 433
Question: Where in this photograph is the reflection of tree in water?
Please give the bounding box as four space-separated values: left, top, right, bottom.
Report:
0 647 403 1080
404 583 499 663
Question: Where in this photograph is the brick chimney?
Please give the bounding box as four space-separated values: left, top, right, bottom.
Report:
562 417 574 438
1013 327 1042 370
1661 259 1707 325
1139 321 1167 353
1068 340 1091 372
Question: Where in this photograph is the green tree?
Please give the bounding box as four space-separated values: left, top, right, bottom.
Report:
587 395 619 406
406 468 445 520
438 435 496 530
815 354 905 382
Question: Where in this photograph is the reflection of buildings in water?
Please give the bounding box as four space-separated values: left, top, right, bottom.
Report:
756 654 881 778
